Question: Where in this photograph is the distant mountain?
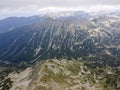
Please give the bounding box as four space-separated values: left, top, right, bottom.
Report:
45 11 90 19
0 12 120 68
0 16 42 34
0 11 89 34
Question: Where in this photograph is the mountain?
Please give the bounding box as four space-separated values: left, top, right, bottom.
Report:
0 12 120 68
0 16 42 34
0 17 92 63
0 11 120 90
0 11 89 34
45 11 90 19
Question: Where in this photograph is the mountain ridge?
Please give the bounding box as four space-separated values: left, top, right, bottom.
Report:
0 11 119 68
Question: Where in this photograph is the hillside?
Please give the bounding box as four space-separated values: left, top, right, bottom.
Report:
0 59 119 90
0 13 119 68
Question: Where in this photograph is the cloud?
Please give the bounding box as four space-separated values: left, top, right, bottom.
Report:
0 0 120 10
0 0 120 18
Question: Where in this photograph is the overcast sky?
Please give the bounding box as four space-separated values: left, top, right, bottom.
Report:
0 0 120 19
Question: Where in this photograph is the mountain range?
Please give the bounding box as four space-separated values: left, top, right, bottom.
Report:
0 11 120 67
0 11 120 90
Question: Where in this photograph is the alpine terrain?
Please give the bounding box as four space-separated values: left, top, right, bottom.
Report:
0 11 120 90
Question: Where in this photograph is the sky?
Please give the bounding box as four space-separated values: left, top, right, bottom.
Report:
0 0 120 19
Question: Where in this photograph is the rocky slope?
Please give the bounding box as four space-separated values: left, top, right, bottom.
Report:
0 13 120 68
0 59 119 90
